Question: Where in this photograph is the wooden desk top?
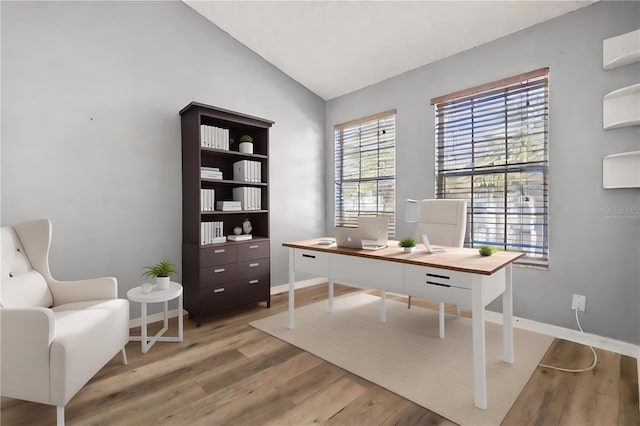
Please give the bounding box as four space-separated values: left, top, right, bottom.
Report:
283 238 525 275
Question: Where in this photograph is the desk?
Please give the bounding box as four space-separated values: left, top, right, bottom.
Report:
283 238 524 410
127 282 184 353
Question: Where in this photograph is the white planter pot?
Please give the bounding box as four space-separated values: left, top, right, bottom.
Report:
403 247 415 253
239 142 253 154
156 276 170 290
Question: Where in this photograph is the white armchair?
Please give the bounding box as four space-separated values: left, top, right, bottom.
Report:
1 219 129 426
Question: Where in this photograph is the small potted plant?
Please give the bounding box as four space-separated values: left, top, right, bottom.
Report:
142 260 177 290
398 238 416 253
238 135 254 154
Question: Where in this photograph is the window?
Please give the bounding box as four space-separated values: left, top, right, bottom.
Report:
334 110 396 237
432 68 549 267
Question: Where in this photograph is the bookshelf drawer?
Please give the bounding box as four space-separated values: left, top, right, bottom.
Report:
201 245 237 267
237 274 270 304
200 263 237 287
199 284 237 310
237 240 270 261
237 258 269 279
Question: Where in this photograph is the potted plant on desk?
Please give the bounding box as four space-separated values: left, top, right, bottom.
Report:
142 260 177 290
398 238 416 253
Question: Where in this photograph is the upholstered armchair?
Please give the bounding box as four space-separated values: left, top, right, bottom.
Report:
1 219 129 426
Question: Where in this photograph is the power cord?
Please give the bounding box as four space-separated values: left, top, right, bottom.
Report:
538 307 598 373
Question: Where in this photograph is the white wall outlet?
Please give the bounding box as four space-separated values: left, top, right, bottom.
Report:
571 294 586 311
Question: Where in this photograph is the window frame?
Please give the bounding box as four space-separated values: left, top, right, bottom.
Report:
334 109 397 237
431 68 549 267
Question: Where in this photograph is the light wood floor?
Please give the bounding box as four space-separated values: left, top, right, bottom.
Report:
1 284 638 425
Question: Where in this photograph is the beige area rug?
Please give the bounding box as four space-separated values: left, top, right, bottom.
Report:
250 293 553 426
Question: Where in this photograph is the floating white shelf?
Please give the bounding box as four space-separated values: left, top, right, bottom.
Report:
603 83 640 130
603 29 640 70
603 151 640 189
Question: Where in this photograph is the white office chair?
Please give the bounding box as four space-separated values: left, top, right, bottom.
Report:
407 199 467 337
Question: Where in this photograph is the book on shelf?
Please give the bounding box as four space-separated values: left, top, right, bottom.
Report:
200 189 216 211
227 234 252 241
232 186 262 210
201 167 223 180
233 160 261 183
201 221 225 245
200 125 229 150
216 201 242 211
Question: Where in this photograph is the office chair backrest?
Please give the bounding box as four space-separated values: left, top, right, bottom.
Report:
413 199 467 247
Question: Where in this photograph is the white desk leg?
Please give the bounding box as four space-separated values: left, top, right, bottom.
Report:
178 293 184 342
328 278 334 313
472 286 487 410
380 290 386 323
288 248 295 329
503 264 514 364
141 301 148 354
439 302 445 339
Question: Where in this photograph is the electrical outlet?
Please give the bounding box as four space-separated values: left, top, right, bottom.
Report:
571 294 586 311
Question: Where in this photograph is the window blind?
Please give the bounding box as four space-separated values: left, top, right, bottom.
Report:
432 69 549 266
334 110 396 236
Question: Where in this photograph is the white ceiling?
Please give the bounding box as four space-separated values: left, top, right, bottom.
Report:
185 1 595 100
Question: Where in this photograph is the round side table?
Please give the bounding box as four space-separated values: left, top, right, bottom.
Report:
127 281 183 353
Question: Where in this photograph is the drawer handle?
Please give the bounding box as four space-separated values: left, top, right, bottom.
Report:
302 254 316 259
214 268 225 273
249 263 259 267
213 288 225 293
426 281 451 288
214 249 225 254
249 245 259 249
249 279 259 285
427 272 449 280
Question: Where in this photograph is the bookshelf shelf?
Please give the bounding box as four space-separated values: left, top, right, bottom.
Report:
180 102 274 326
603 29 640 71
603 151 640 189
603 83 640 130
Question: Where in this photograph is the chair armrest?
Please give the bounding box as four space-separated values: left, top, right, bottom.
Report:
1 308 56 404
49 276 118 305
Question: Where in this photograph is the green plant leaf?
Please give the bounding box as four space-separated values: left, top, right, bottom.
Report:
141 260 177 278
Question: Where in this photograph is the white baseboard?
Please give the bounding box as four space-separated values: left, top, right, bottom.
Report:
270 277 331 295
274 280 640 360
130 280 640 362
483 310 640 360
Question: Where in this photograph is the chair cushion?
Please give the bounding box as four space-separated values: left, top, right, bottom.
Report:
50 299 129 405
1 271 53 308
1 227 53 308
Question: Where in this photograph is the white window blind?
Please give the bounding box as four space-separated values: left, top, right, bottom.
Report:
334 110 396 236
432 68 549 267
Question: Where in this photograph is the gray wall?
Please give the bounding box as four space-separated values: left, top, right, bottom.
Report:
326 1 640 344
1 1 326 319
2 1 639 345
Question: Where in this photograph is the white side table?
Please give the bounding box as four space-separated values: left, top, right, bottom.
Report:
127 281 184 353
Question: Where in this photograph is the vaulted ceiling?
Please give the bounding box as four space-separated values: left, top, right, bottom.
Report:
185 1 595 100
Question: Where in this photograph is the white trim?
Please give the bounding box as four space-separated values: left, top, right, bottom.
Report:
270 277 328 295
129 280 640 362
483 310 640 360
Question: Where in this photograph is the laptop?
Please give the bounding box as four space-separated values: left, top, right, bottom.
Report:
358 216 389 250
334 216 389 250
334 226 363 249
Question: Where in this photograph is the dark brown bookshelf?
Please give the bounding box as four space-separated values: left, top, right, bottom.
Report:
180 102 274 326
